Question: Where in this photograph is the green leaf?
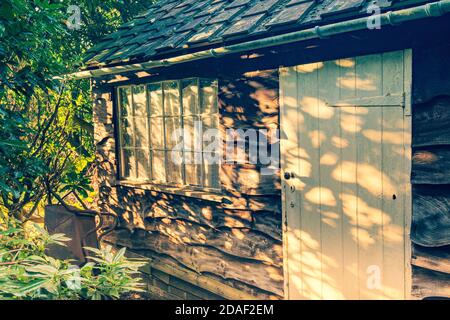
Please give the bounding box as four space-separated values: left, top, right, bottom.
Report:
15 279 49 295
26 264 58 275
112 247 126 264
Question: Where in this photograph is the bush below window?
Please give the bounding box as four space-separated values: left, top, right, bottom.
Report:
0 220 146 300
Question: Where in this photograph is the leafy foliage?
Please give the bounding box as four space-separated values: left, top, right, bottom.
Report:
79 246 146 300
0 220 146 300
0 0 155 220
0 0 155 301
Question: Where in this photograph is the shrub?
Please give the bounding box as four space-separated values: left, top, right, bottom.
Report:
0 220 146 300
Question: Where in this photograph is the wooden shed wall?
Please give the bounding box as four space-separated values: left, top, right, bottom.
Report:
92 69 283 299
92 23 450 299
411 42 450 299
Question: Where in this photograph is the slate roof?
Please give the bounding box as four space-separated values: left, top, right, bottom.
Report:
84 0 433 68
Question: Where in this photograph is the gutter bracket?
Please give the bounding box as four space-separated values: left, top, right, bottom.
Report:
209 49 220 57
385 11 400 26
425 2 445 17
314 26 330 39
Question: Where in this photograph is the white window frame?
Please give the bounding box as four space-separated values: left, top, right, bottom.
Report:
116 78 221 192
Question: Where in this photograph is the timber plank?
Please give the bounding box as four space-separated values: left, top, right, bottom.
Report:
412 266 450 299
412 185 450 247
412 43 450 104
381 50 408 300
279 65 302 299
105 229 284 297
355 53 384 300
318 59 345 299
412 147 450 184
338 56 360 300
412 96 450 147
296 62 323 300
412 244 450 275
144 219 283 266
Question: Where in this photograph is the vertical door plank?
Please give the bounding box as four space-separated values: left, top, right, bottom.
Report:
355 54 384 299
356 54 383 98
381 51 406 299
297 63 322 299
280 66 303 299
318 60 345 299
381 106 406 299
357 105 384 300
338 57 360 299
403 49 413 298
293 66 308 300
339 105 360 299
382 51 404 96
338 58 357 99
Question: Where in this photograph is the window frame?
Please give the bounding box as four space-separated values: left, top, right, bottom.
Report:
115 77 221 193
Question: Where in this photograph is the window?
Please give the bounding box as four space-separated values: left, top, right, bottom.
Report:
117 78 220 190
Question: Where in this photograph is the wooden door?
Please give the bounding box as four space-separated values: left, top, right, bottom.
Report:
280 50 412 300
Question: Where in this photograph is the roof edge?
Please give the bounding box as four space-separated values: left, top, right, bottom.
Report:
61 0 450 80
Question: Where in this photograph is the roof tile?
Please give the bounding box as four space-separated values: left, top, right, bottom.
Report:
188 23 224 43
155 31 191 51
175 0 197 9
88 47 118 64
156 1 180 13
222 13 265 37
129 37 167 59
242 0 281 17
226 0 253 9
194 2 226 18
207 7 242 24
175 15 209 33
320 0 366 17
106 44 140 62
184 0 209 13
266 1 314 27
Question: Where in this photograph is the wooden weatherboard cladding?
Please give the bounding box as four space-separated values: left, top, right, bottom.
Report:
410 43 450 299
94 69 282 299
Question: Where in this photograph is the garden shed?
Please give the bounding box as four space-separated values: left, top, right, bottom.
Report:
74 0 450 299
